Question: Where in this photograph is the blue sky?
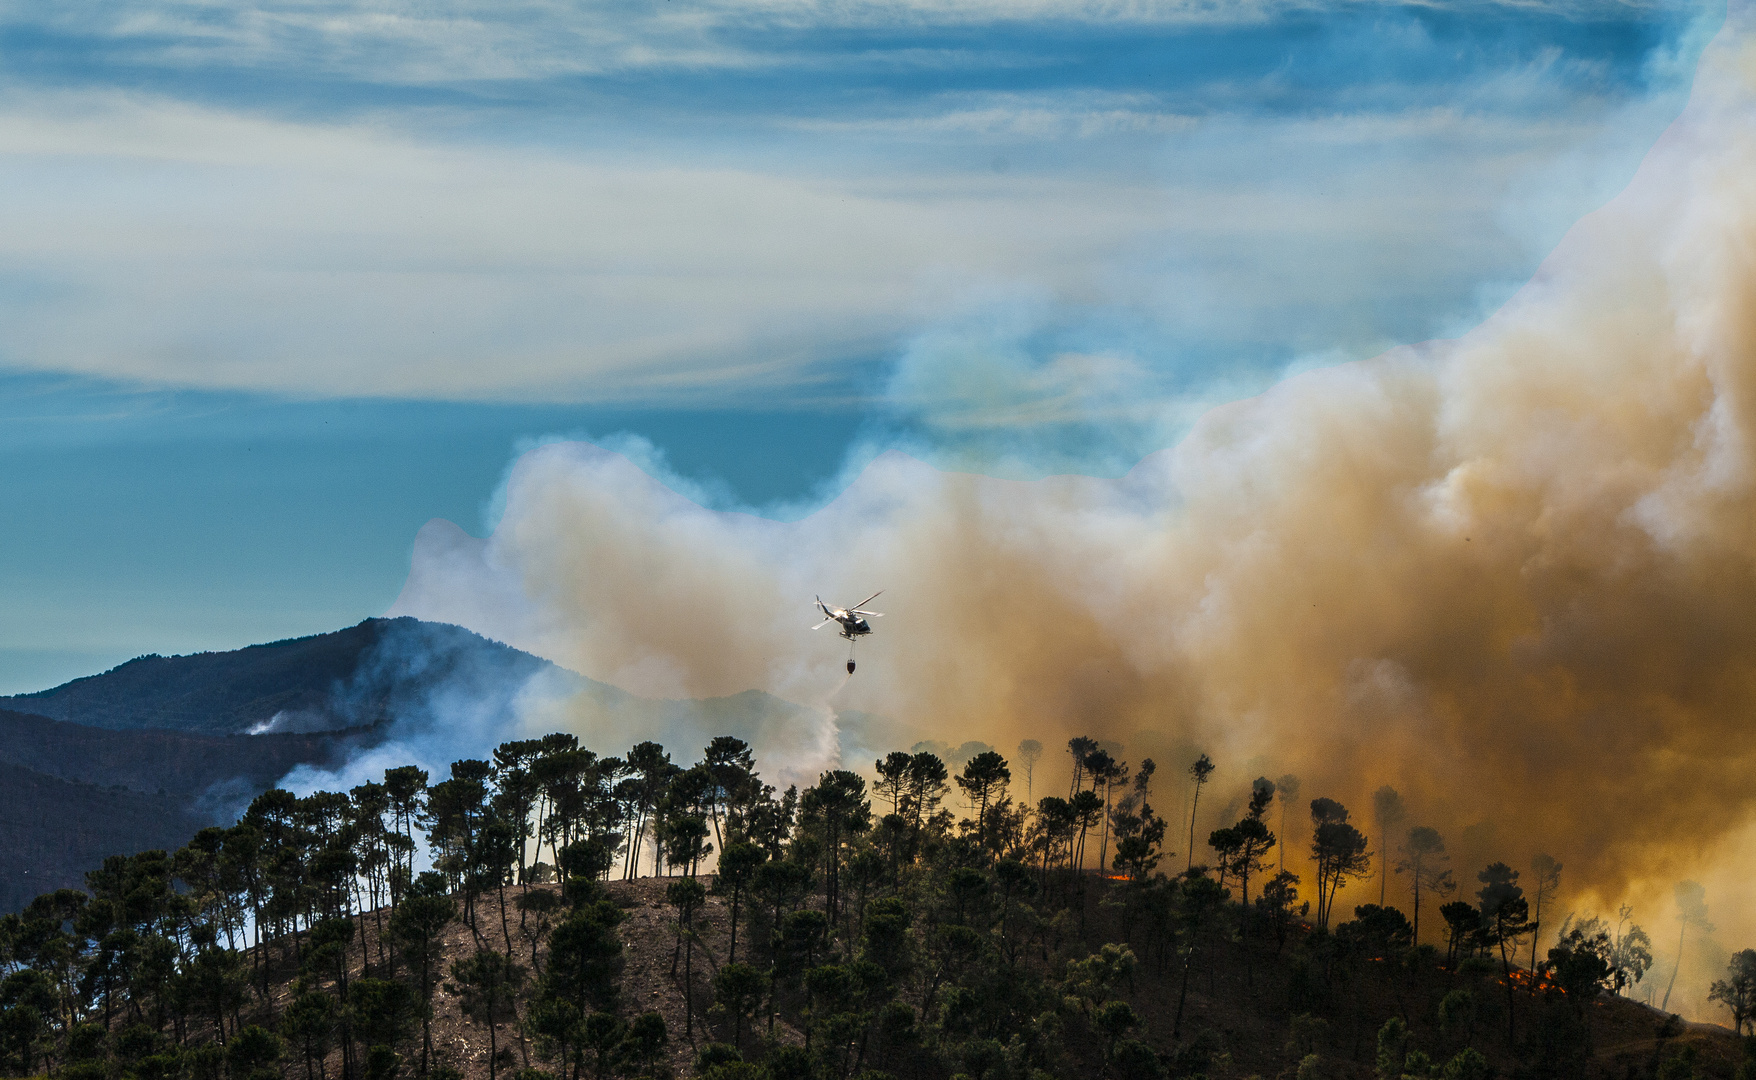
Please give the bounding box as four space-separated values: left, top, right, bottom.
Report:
0 0 1722 692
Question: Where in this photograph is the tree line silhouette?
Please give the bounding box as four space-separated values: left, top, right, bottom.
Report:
0 733 1741 1080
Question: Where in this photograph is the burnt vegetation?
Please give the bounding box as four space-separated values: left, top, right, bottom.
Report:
1 736 1746 1080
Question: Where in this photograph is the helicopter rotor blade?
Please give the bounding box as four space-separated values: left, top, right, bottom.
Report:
853 590 884 609
850 610 883 618
811 620 832 630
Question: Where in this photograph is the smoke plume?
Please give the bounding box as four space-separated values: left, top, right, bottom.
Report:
387 6 1756 1018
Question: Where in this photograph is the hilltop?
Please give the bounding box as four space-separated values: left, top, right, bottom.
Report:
0 618 549 736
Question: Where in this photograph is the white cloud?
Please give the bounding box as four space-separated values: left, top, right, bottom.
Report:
0 91 1180 400
0 0 1712 408
0 72 1682 403
786 91 1200 139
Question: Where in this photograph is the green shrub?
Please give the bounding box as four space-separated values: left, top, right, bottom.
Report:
1440 1048 1493 1080
1376 1017 1409 1080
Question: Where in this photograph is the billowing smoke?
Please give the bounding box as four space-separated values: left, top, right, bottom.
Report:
382 6 1756 1019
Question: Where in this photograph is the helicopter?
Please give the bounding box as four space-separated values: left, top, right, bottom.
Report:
813 591 883 673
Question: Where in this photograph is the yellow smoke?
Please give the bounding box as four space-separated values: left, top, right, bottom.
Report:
390 12 1756 1018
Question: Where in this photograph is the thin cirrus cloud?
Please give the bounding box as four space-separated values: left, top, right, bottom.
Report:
0 0 1717 410
3 0 1690 82
0 91 1178 401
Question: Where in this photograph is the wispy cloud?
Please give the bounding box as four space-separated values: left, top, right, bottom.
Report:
786 91 1199 139
0 0 1700 91
0 90 1190 401
0 0 1718 412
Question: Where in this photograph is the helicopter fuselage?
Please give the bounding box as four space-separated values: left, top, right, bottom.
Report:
838 618 872 638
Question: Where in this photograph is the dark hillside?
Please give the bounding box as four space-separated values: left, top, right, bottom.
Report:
238 880 742 1080
0 710 364 912
450 880 1738 1080
0 760 207 911
10 867 1739 1080
0 708 363 797
0 617 551 735
0 618 865 764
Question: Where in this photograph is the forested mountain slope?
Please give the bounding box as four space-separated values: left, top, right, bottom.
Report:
0 712 361 910
0 619 873 915
2 729 1747 1080
0 761 209 912
0 618 550 735
247 876 1746 1080
0 709 362 797
0 617 859 761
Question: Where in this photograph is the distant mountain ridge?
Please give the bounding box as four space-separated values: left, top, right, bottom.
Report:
0 617 563 911
0 617 552 735
0 616 877 913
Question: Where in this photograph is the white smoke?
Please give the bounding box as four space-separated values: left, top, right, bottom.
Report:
368 2 1756 1022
